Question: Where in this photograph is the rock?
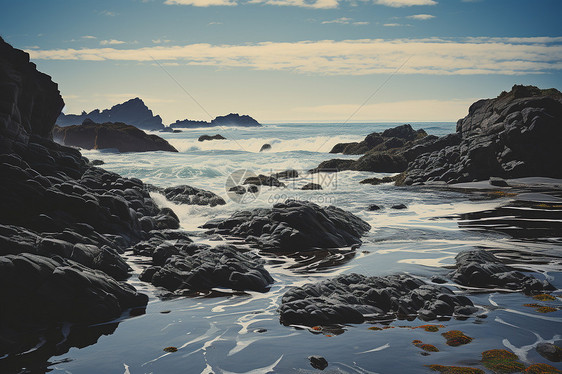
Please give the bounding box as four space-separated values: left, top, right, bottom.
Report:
53 121 178 153
400 85 562 185
308 356 328 370
156 185 226 207
368 204 382 211
279 273 476 325
229 185 246 195
391 204 408 210
301 183 322 190
489 176 509 187
139 245 274 293
198 134 226 142
450 250 554 293
536 343 562 362
273 169 299 179
243 174 285 188
90 159 105 166
311 152 408 174
360 176 396 185
259 143 272 152
170 113 261 129
202 200 371 252
56 97 164 131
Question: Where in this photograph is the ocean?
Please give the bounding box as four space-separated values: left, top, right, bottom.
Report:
53 122 562 373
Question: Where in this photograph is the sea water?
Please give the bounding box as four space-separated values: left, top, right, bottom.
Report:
49 123 562 374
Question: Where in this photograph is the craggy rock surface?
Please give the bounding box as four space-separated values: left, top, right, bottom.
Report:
310 124 427 173
56 97 165 131
170 113 261 129
151 184 226 207
202 200 371 252
450 250 554 293
400 85 562 185
279 273 477 325
139 244 274 293
53 120 178 153
243 174 286 188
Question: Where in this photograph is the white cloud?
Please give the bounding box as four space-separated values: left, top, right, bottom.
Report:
383 23 405 27
99 10 118 16
322 17 352 24
208 21 223 25
99 39 126 45
353 21 369 25
165 0 236 6
152 39 172 44
28 37 562 76
82 35 97 39
374 0 437 7
407 14 435 20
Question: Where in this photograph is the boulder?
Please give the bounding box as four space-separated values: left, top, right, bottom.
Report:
273 169 299 179
53 120 178 153
301 183 322 190
170 113 261 129
243 174 285 187
259 143 272 152
279 273 477 325
152 185 226 207
449 250 554 293
198 134 226 142
202 200 371 252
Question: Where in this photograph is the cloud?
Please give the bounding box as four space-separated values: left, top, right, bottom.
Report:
374 0 437 7
99 10 118 16
28 37 562 76
208 21 223 25
153 39 172 44
164 0 236 6
99 39 126 45
322 17 352 24
383 23 406 27
82 35 97 39
353 21 369 25
407 14 435 20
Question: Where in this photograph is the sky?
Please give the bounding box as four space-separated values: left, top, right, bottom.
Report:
2 0 561 124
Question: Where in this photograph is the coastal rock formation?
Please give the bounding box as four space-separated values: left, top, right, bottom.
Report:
259 143 272 152
450 250 554 293
139 244 274 293
279 273 477 326
273 169 299 179
311 124 425 173
400 85 562 184
243 174 286 187
202 200 371 252
53 120 178 153
301 183 322 190
151 184 226 207
57 97 164 131
170 113 261 129
198 134 226 141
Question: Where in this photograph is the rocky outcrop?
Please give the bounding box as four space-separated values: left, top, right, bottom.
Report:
202 200 371 252
243 174 285 187
279 273 477 326
311 124 426 174
139 244 274 293
259 143 272 152
170 113 261 129
198 134 226 142
301 183 322 190
450 250 554 293
57 97 164 131
53 120 178 153
151 184 226 207
400 85 562 185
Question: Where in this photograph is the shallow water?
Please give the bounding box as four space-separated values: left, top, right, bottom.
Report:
44 123 562 373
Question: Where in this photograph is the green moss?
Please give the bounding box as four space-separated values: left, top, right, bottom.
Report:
427 364 484 374
532 294 556 301
524 363 561 373
163 346 178 353
481 349 525 373
442 330 473 347
368 326 382 331
412 339 439 352
524 303 558 313
417 324 445 332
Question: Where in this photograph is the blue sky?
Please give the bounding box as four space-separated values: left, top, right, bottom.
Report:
2 0 561 124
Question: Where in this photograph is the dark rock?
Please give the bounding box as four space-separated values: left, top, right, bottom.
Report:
259 143 272 152
243 174 285 188
431 276 447 284
247 185 259 193
198 134 226 142
368 204 382 211
53 121 178 153
57 97 164 131
400 85 562 184
229 185 246 195
450 250 554 293
202 200 371 252
301 183 322 190
489 176 509 187
90 159 104 166
360 176 396 185
536 343 562 362
279 273 476 326
309 159 355 173
170 113 261 129
139 245 274 293
158 185 226 207
308 356 328 370
391 204 407 210
273 169 299 179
